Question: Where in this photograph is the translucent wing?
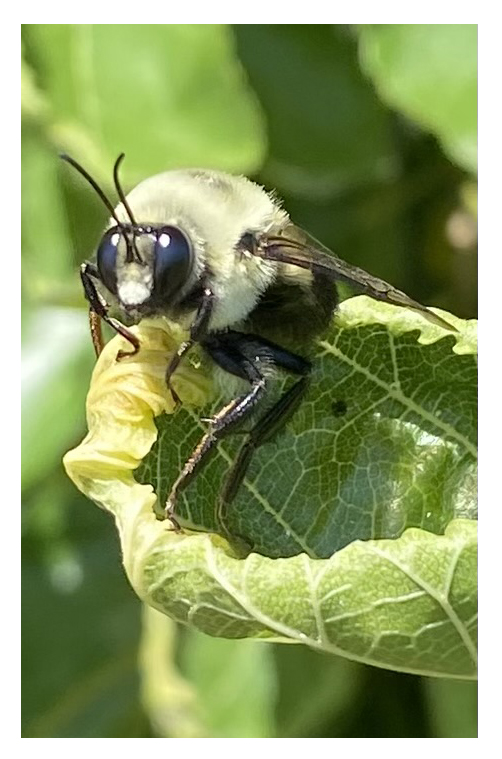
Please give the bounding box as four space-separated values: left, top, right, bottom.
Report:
257 224 456 332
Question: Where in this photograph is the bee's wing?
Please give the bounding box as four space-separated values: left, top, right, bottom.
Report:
259 224 456 332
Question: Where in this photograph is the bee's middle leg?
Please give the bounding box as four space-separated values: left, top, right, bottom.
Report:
164 333 266 526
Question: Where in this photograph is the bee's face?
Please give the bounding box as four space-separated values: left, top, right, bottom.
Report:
96 224 194 311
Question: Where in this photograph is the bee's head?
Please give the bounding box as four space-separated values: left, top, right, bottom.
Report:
60 152 194 312
97 223 193 311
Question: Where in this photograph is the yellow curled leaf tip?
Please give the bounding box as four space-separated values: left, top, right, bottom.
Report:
63 319 213 513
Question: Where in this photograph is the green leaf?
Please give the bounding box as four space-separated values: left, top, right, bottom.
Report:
358 25 477 173
134 519 477 678
140 302 477 558
24 24 266 180
64 300 477 678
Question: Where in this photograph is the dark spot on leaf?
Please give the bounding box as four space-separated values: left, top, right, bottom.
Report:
332 400 348 416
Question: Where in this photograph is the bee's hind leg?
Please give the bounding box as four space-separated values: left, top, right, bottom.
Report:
219 373 311 511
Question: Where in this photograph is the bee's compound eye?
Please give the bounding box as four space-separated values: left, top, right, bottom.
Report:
154 227 193 300
97 229 120 294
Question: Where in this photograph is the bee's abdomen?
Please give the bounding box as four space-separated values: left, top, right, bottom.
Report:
244 274 338 352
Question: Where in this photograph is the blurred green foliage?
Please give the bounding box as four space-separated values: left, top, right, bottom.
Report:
22 24 477 737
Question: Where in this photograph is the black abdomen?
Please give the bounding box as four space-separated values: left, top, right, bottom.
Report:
244 273 338 353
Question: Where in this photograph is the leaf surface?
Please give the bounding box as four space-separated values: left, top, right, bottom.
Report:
64 299 477 677
140 302 477 558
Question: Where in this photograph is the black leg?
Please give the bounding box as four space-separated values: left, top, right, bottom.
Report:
165 287 214 405
164 330 311 529
207 330 312 376
80 262 140 358
165 341 266 526
220 374 311 508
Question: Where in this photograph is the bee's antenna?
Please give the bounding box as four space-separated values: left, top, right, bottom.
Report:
113 153 137 225
59 153 124 228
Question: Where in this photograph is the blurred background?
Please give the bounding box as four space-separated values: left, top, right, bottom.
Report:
21 24 477 737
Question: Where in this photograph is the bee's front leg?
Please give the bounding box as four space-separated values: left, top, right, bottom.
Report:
80 262 140 359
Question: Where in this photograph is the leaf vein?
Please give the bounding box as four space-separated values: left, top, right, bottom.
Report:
317 339 477 458
364 544 478 668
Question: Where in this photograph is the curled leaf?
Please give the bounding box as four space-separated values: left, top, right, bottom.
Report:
64 299 477 677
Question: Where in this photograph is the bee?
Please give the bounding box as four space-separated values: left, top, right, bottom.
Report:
61 153 455 529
